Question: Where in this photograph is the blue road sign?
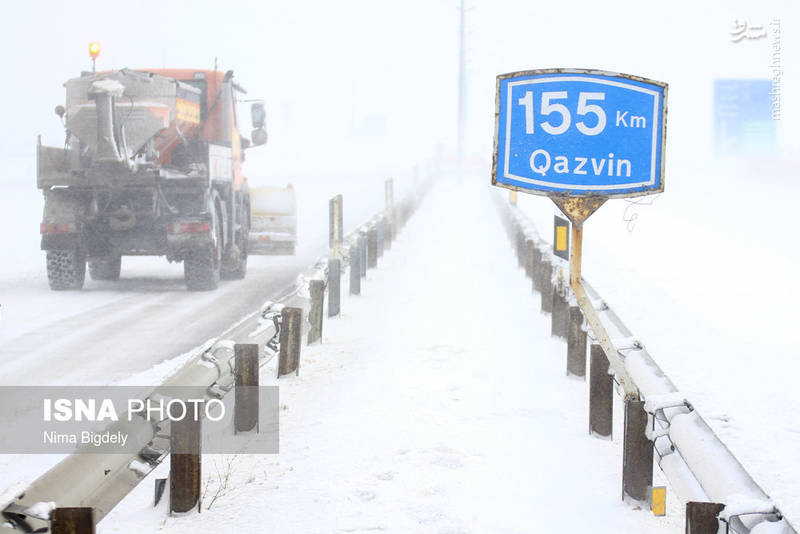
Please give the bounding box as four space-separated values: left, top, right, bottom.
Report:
714 79 775 157
493 69 667 198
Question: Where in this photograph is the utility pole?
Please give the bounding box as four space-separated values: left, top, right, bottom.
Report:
457 0 467 177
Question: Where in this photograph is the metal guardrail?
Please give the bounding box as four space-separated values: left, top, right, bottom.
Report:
494 192 796 534
1 179 431 532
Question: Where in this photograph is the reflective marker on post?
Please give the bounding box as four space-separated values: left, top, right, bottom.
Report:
651 486 666 516
553 215 570 260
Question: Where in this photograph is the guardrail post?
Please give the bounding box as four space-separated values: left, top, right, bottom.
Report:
234 343 259 433
566 306 586 377
551 279 568 338
385 178 395 245
278 307 303 377
532 246 543 293
384 217 393 251
589 344 613 438
52 507 94 534
511 222 518 265
328 258 341 317
685 502 725 534
540 257 553 313
525 239 535 278
170 411 201 514
622 398 653 504
359 234 367 278
349 244 361 295
307 279 324 344
399 200 409 232
329 194 343 258
368 228 378 268
154 478 167 506
377 217 385 258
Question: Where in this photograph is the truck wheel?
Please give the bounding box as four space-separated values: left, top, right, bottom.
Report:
46 249 86 290
221 228 248 280
222 196 249 280
89 255 121 281
184 249 220 290
221 246 247 280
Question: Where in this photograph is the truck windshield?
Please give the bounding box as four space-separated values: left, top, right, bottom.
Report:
182 79 208 121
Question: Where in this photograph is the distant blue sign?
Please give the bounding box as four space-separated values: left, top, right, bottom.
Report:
714 79 775 157
493 69 667 198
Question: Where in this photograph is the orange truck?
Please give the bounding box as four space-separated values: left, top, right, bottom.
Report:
37 48 295 291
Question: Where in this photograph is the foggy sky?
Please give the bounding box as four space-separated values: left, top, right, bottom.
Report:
1 0 796 185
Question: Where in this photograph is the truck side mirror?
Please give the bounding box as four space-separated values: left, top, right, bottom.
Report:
55 105 66 118
251 102 266 129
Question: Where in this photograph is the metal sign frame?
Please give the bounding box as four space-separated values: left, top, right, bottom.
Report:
492 68 668 199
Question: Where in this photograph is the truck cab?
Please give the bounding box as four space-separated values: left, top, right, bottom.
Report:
37 65 277 290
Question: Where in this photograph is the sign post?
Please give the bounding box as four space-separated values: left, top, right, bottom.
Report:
492 68 668 400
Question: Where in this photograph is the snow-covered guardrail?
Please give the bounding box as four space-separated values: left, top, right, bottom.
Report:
1 177 432 533
493 192 796 534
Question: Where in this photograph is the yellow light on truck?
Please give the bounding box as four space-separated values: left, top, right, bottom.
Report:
89 42 100 59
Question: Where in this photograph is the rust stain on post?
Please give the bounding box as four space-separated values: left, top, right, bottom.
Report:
623 398 654 503
685 502 725 534
589 343 613 438
307 279 325 344
170 414 201 514
52 508 94 534
278 307 303 377
235 343 259 433
551 196 606 228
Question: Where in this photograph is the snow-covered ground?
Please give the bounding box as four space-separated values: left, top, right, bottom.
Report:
100 176 683 533
515 157 800 526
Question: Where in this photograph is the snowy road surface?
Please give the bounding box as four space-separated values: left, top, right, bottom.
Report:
101 178 682 533
0 254 315 386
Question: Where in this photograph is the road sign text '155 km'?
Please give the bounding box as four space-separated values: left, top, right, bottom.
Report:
493 69 668 198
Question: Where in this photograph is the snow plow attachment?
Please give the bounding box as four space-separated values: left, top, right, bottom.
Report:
248 185 297 255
